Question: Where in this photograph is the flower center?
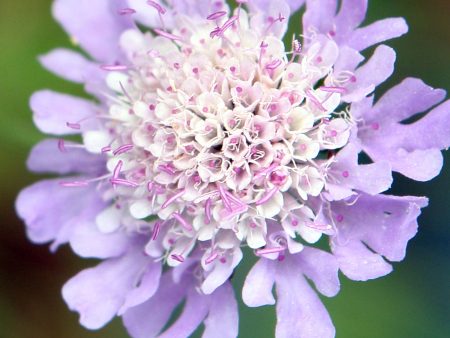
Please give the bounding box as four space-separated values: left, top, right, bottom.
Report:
89 7 352 265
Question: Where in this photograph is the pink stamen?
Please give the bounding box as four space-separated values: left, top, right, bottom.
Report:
255 187 279 206
342 171 349 178
162 189 185 209
153 28 182 41
100 64 128 71
113 144 134 156
172 212 193 231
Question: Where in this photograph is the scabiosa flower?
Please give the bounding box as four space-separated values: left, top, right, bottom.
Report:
16 0 450 337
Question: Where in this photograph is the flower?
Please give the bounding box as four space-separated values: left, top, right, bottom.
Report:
16 0 449 337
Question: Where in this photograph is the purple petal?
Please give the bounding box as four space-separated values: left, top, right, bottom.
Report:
365 144 444 182
295 247 340 297
360 98 450 181
303 0 338 36
396 100 450 151
331 240 392 281
52 0 133 62
250 1 291 38
201 248 242 294
331 194 428 263
343 45 396 102
242 258 276 307
334 0 368 36
333 46 364 72
30 90 99 135
118 262 162 315
251 0 304 13
203 282 239 338
348 17 408 51
62 249 150 329
123 273 187 338
16 179 103 248
368 78 446 124
329 143 392 197
27 139 104 175
275 257 335 338
39 48 109 97
346 195 427 261
158 289 209 338
39 48 97 83
69 220 131 259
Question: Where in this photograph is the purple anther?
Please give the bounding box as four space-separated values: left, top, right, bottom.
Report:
57 139 66 152
113 144 134 156
207 11 227 20
171 254 185 263
118 8 136 15
161 189 185 209
320 86 347 94
100 64 128 71
172 212 193 231
66 122 81 130
60 180 89 187
147 0 166 14
153 29 182 41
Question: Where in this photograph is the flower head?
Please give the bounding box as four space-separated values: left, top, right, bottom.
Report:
16 0 449 337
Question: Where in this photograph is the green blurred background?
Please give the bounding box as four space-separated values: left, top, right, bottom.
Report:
0 0 449 337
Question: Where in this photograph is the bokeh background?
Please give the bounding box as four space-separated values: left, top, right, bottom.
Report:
1 0 449 337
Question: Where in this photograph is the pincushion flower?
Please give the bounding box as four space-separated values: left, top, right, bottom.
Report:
16 0 450 337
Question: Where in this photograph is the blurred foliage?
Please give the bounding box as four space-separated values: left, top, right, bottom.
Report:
0 0 449 337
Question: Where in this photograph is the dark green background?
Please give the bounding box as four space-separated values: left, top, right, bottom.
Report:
0 1 449 337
